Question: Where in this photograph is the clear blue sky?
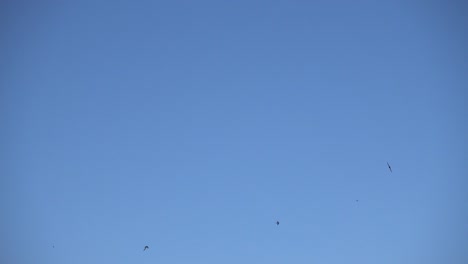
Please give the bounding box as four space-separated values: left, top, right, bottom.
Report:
1 1 467 263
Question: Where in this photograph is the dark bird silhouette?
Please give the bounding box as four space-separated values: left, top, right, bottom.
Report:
276 221 280 226
356 200 359 202
143 246 149 251
387 162 392 172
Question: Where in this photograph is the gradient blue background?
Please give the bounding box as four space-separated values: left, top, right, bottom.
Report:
1 1 467 263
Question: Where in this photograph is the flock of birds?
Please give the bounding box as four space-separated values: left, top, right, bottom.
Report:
138 162 393 252
52 162 393 253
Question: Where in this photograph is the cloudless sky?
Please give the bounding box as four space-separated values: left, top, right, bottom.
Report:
1 1 467 263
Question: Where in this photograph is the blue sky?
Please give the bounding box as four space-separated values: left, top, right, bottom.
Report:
1 1 467 263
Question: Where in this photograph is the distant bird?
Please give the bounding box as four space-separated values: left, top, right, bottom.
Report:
356 200 359 202
52 245 55 249
143 246 149 251
387 162 392 172
276 221 280 226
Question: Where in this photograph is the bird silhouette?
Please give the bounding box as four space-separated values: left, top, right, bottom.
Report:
356 200 359 202
387 162 392 172
143 246 149 251
276 221 280 226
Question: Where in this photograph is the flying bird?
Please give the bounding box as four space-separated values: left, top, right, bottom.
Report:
143 246 149 251
387 162 392 172
276 221 280 226
356 200 359 202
